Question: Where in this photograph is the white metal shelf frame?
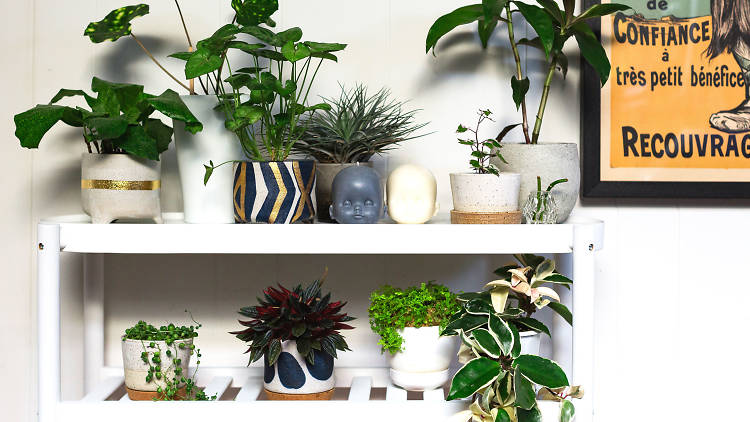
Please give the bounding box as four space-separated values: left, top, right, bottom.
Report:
37 213 603 422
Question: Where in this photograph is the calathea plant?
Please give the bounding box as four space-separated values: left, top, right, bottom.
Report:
456 109 508 175
232 278 354 366
427 0 630 144
13 77 202 160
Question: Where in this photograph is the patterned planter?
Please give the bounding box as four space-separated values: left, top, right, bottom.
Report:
263 340 335 400
121 338 192 400
233 161 317 224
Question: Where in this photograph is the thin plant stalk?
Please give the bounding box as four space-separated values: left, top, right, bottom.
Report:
506 3 532 145
130 33 191 92
174 0 196 94
532 58 558 144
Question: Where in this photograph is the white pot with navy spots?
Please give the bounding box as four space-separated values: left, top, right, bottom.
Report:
264 340 335 395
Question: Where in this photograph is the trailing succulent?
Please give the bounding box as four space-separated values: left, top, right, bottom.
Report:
368 282 460 355
13 77 202 160
232 278 354 366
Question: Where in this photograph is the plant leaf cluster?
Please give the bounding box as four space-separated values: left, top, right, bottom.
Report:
232 278 355 367
295 84 430 164
13 77 202 160
368 282 460 355
456 109 508 175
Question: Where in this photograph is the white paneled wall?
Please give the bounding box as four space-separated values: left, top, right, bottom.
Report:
1 1 749 421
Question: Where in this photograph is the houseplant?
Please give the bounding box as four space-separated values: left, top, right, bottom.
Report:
449 109 521 223
295 85 429 221
85 3 243 223
121 317 216 401
13 77 202 224
232 277 355 400
427 0 630 222
368 282 460 390
184 1 346 223
522 177 569 224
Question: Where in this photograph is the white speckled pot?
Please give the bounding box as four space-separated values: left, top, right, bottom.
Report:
81 154 162 224
386 326 458 391
121 338 192 392
449 172 521 212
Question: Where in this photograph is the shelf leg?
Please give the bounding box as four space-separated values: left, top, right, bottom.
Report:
38 223 61 422
83 254 104 393
572 224 598 422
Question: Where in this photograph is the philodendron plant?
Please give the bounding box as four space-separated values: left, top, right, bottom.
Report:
428 0 630 144
13 77 202 160
442 286 582 422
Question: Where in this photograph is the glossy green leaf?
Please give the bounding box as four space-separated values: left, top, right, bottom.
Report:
536 0 563 23
147 89 203 134
535 259 555 280
304 41 347 53
143 118 173 154
496 408 512 422
84 4 149 43
304 103 331 112
547 302 573 325
514 367 536 410
228 41 264 54
513 1 555 58
446 357 501 400
114 125 159 160
561 399 576 422
517 406 543 422
543 273 573 287
467 298 493 315
472 328 501 358
185 48 224 79
225 73 254 90
86 116 129 140
50 89 97 108
443 314 488 336
509 323 521 358
517 37 544 51
426 4 483 54
573 22 610 86
168 51 192 61
514 317 550 336
267 338 282 366
203 163 214 186
511 76 530 110
291 323 306 337
513 355 569 388
273 27 303 47
254 49 285 61
488 313 513 355
570 4 631 28
281 41 311 62
232 0 278 26
478 17 498 48
13 105 72 148
241 25 276 44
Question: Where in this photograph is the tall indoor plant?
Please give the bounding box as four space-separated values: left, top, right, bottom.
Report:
428 0 630 222
13 77 202 224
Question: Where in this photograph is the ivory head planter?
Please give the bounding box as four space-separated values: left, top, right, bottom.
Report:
386 164 439 224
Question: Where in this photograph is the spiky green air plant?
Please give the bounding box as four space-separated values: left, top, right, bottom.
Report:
295 84 430 163
231 279 355 366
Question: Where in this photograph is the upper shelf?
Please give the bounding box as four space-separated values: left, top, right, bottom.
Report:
40 213 603 255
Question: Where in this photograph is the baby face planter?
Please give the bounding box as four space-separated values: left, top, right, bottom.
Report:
121 338 192 400
386 164 440 224
263 340 335 400
81 154 162 224
329 166 385 224
315 162 374 222
233 161 317 224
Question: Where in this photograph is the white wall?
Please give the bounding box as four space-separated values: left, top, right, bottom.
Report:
1 1 749 421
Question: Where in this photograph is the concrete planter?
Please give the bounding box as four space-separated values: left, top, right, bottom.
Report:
449 172 521 212
121 338 192 399
315 162 373 222
174 95 244 224
81 154 162 224
386 326 458 391
491 143 580 223
263 340 335 399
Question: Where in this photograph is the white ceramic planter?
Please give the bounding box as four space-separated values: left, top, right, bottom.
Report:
174 95 244 224
263 340 335 395
519 330 542 356
81 154 162 224
538 399 576 421
121 338 192 392
449 172 521 213
386 326 458 391
491 143 580 223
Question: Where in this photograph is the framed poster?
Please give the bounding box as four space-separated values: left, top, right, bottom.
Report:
582 0 750 198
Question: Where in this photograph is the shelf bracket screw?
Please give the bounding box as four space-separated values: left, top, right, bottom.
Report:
588 244 594 251
38 243 44 251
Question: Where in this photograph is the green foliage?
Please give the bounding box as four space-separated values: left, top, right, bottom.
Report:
456 109 508 175
232 0 278 26
528 176 568 223
84 4 149 43
13 77 202 161
295 84 430 164
368 282 460 355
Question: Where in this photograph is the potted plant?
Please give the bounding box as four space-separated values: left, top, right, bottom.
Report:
13 77 202 224
186 2 346 224
427 0 630 222
368 282 460 391
442 283 581 422
232 277 355 400
522 177 569 224
85 3 243 223
295 84 429 221
450 109 521 223
121 317 215 401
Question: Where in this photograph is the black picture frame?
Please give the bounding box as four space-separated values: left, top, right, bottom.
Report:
581 0 750 198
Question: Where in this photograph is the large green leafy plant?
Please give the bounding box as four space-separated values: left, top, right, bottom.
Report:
13 77 202 160
368 282 460 355
427 0 630 144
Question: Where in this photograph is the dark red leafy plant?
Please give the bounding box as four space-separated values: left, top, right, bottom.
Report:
232 278 354 366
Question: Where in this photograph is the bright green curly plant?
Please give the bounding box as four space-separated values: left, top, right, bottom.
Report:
368 282 460 355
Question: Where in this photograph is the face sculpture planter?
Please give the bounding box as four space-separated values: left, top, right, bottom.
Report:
386 164 440 224
329 166 386 224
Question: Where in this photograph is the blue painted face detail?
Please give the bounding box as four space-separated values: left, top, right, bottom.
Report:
306 349 334 380
263 354 275 384
277 352 306 389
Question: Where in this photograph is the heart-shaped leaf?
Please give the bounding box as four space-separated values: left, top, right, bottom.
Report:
84 4 149 43
447 357 502 400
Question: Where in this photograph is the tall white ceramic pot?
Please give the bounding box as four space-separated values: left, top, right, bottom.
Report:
491 143 580 223
173 95 244 223
121 338 192 400
387 326 458 391
449 173 521 212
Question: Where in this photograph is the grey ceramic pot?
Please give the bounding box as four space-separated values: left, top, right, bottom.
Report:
490 143 580 223
315 162 373 221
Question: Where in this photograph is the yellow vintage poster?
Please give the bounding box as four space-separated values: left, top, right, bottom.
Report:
600 0 750 182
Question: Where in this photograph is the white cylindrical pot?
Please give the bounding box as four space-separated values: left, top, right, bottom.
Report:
174 95 244 224
537 399 575 421
121 338 192 392
491 143 580 223
449 173 521 213
520 331 542 356
386 326 458 391
81 154 162 224
263 340 335 395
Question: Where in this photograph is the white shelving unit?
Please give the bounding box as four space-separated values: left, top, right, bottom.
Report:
37 213 604 422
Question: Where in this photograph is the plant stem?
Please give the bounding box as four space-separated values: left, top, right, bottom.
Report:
532 58 558 144
173 0 195 94
130 33 191 92
506 4 531 145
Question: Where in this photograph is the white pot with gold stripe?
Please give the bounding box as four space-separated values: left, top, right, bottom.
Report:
81 153 162 224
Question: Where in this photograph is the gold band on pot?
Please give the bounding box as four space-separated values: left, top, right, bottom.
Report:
81 179 161 191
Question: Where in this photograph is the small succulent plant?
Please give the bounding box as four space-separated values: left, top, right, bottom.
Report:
232 277 355 366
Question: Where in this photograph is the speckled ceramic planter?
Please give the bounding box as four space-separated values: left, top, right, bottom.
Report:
449 172 521 213
386 326 458 391
121 338 192 400
263 340 335 400
81 154 162 224
315 162 373 222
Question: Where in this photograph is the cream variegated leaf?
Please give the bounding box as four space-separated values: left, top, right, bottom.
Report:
508 267 529 285
458 342 477 363
535 259 555 280
485 279 512 289
533 287 560 302
450 410 473 422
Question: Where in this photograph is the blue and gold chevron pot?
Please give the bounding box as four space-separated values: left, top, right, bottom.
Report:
233 161 317 224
